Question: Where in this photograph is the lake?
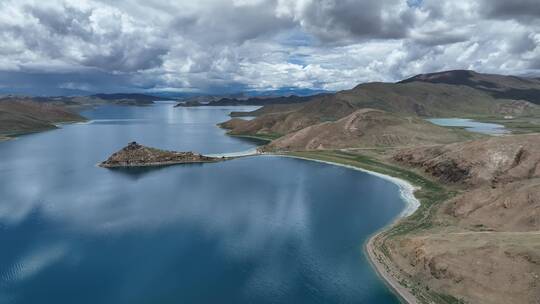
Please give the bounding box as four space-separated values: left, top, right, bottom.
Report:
427 118 509 135
0 104 404 303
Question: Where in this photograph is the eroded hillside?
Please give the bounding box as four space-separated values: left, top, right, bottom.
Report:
0 97 86 136
261 109 482 151
383 134 540 304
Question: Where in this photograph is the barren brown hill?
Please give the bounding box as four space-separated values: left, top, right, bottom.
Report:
0 93 166 138
393 134 540 188
222 80 540 139
0 97 86 136
261 109 481 151
380 134 540 304
401 70 540 104
336 81 531 116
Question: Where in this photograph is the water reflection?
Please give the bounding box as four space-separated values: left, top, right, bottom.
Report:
427 118 509 135
105 162 207 180
0 104 401 303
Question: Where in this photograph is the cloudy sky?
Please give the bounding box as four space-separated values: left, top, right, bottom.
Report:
0 0 539 95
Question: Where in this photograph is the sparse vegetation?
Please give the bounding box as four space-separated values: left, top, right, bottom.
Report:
0 97 86 137
228 132 282 142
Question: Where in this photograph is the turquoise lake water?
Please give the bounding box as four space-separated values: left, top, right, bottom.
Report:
427 118 508 135
0 104 403 303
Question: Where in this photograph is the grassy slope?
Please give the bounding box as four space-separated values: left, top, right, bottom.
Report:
226 132 281 142
473 116 540 134
0 99 87 137
283 150 464 303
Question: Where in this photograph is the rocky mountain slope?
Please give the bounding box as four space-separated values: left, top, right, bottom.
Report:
393 134 540 188
401 70 540 105
384 134 540 304
260 109 481 151
0 97 86 136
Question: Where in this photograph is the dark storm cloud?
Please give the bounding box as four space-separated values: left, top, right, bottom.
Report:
297 0 416 42
479 0 540 22
0 0 539 95
25 5 93 40
81 45 168 72
0 70 136 95
170 1 294 45
12 2 169 73
508 33 537 55
411 31 468 46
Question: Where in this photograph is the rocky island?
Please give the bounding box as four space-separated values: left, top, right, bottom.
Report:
99 142 225 168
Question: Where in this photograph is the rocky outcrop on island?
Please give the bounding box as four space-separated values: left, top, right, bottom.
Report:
99 142 224 168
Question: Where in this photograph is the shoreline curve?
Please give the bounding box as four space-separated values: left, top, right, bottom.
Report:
266 153 420 304
269 154 420 217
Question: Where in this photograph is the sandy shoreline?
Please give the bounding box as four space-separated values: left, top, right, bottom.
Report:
206 147 259 158
270 154 420 216
268 153 421 303
365 234 419 304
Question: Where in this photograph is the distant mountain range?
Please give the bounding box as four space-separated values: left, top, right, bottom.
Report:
90 93 161 105
400 69 540 104
175 94 328 107
221 70 540 141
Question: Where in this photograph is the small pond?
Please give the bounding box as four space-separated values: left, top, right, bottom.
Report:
427 118 509 135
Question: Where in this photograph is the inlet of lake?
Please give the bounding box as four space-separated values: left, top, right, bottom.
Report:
0 104 406 303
